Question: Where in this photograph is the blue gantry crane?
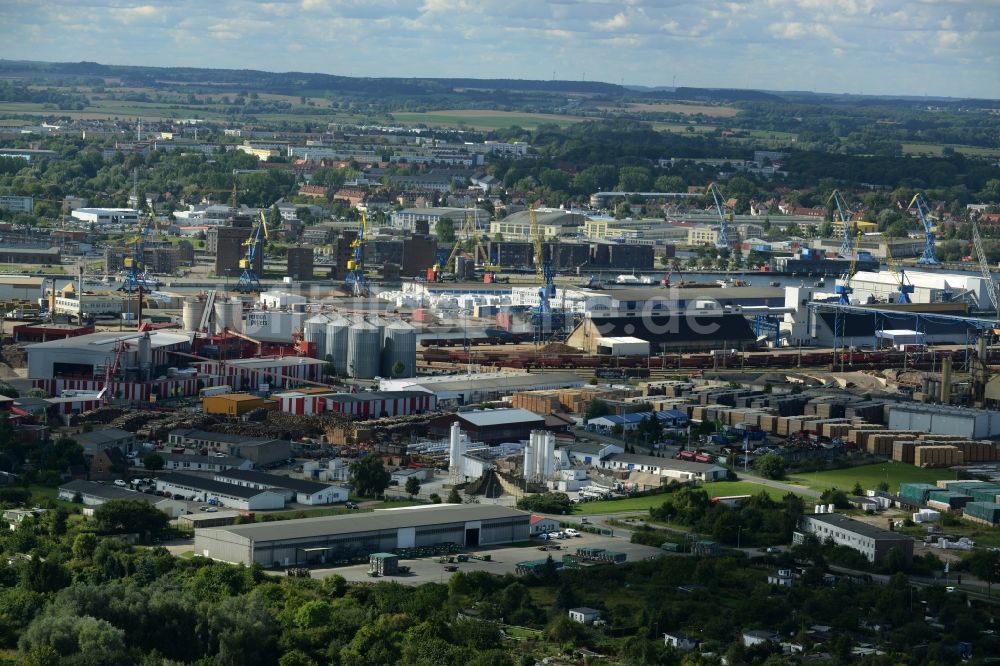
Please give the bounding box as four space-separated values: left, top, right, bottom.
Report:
836 232 862 305
706 182 732 249
120 212 162 292
828 189 855 258
909 193 939 265
237 211 269 293
345 210 370 296
883 233 914 304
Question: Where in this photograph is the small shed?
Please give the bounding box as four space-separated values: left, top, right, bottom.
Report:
369 552 400 576
691 540 721 557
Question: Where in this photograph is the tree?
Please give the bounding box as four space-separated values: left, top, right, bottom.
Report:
820 488 850 509
754 453 787 480
404 475 421 498
516 492 572 514
447 488 462 504
967 550 1000 596
92 499 168 537
585 398 610 422
142 453 164 471
349 455 390 498
436 217 456 243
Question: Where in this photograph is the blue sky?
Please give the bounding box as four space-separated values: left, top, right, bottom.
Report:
2 0 998 99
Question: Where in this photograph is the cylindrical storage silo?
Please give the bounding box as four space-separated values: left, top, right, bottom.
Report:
382 319 416 378
347 320 381 379
214 298 243 335
325 314 352 373
523 443 535 483
304 314 330 360
182 298 206 331
367 315 388 341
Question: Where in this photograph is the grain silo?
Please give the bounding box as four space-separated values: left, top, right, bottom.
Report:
182 298 206 331
346 320 381 379
303 314 331 360
214 298 243 334
382 319 416 378
325 314 352 372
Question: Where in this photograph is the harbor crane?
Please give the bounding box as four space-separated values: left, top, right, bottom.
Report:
970 214 1000 320
828 189 855 258
344 210 369 296
836 232 862 305
882 234 914 304
120 211 163 293
237 211 269 293
528 203 555 314
908 192 940 265
706 182 732 249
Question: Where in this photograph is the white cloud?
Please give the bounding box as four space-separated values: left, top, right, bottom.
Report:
592 12 629 31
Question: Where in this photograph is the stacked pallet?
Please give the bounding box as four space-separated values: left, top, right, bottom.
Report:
865 431 924 456
891 441 919 464
844 401 887 424
914 445 965 468
845 426 888 447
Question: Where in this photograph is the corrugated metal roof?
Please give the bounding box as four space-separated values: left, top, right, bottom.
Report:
203 504 528 542
157 472 278 499
215 469 339 495
458 408 544 427
804 513 912 541
605 453 723 472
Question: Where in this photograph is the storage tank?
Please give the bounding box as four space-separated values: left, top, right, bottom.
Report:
325 314 352 372
182 298 206 331
347 320 381 379
304 314 331 360
382 319 416 378
214 298 243 335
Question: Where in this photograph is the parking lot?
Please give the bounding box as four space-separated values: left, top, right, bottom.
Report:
300 531 665 586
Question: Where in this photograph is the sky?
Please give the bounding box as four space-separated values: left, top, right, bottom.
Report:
1 0 999 99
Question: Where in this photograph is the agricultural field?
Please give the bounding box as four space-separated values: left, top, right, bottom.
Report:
788 462 955 495
902 142 1000 158
617 102 739 117
391 109 586 130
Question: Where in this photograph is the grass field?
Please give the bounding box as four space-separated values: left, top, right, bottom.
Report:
902 142 1000 158
610 102 739 117
788 463 955 495
391 110 585 130
573 480 798 515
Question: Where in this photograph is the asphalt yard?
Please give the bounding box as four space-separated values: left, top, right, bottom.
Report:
303 531 665 585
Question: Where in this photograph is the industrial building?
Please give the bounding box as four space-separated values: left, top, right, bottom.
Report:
194 356 326 391
27 331 190 381
70 208 140 226
379 371 586 406
568 313 757 353
599 454 727 482
193 504 531 566
155 472 287 511
213 469 348 505
202 393 279 417
836 270 990 307
168 429 292 465
286 247 314 280
158 452 253 473
887 404 1000 440
428 408 546 445
797 512 913 564
57 480 187 518
299 314 417 380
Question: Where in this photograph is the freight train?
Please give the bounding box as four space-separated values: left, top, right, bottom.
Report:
421 347 995 371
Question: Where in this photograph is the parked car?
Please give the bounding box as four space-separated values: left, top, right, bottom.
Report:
113 479 127 487
564 528 580 537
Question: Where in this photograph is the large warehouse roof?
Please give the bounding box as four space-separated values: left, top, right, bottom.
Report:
27 330 190 351
380 371 585 394
203 504 527 542
458 408 543 427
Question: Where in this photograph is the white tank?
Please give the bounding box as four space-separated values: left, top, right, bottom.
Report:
214 298 243 335
325 314 352 373
182 298 206 331
346 320 381 379
381 319 416 378
523 443 535 483
304 314 330 360
449 422 462 478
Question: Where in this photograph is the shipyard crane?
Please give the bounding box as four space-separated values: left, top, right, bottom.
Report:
882 234 914 304
120 211 163 292
908 192 940 265
836 232 862 305
661 261 682 288
970 215 1000 320
828 189 855 258
706 182 733 249
433 211 477 281
237 211 269 293
528 204 555 314
344 210 369 296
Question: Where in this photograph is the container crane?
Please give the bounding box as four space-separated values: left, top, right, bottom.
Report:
237 211 269 293
120 212 162 292
706 182 732 249
836 232 862 305
528 204 555 313
970 215 1000 319
882 233 914 304
908 193 940 265
828 189 855 258
345 210 369 296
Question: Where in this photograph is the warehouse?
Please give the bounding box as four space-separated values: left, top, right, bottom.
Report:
195 357 325 391
27 331 191 380
202 393 279 417
428 408 545 445
797 512 913 564
887 404 1000 440
158 453 253 473
599 454 727 482
193 504 531 566
212 469 348 505
380 371 585 406
155 472 286 511
567 312 757 353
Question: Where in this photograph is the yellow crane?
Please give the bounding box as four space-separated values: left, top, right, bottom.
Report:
881 233 914 304
528 203 545 283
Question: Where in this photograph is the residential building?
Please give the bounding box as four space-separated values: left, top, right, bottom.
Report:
0 195 33 213
687 226 719 246
742 630 779 648
89 447 129 480
568 608 602 625
77 428 137 457
390 207 487 234
529 514 561 536
663 633 698 651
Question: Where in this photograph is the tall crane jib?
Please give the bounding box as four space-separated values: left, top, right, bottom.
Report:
706 183 732 249
970 216 1000 320
828 190 854 258
882 233 914 305
345 210 369 297
120 212 162 292
237 211 269 293
909 193 939 265
836 232 862 305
